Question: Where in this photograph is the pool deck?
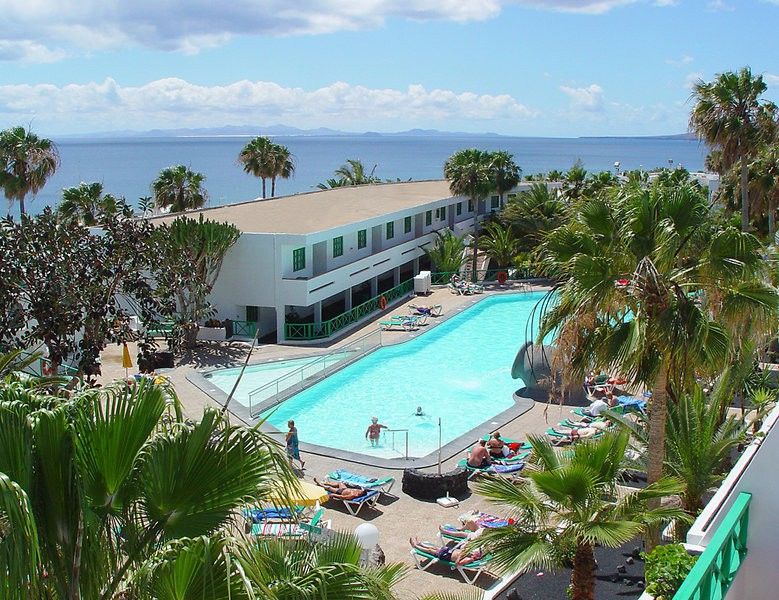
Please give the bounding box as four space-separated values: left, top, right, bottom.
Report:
98 282 584 599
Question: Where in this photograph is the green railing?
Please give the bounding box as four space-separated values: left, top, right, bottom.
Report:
674 492 751 600
147 321 175 337
430 267 539 285
285 279 414 341
232 320 257 338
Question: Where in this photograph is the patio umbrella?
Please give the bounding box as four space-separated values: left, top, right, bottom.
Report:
266 480 329 507
122 342 133 377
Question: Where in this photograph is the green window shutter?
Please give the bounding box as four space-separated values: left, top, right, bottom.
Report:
468 199 474 212
386 221 394 239
425 210 432 226
357 229 367 249
404 216 412 233
333 236 343 258
292 247 306 272
456 202 462 216
440 206 446 220
246 305 259 322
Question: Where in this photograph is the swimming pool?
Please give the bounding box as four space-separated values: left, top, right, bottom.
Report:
261 292 545 458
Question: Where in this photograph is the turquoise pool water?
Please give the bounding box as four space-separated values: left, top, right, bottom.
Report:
262 292 546 458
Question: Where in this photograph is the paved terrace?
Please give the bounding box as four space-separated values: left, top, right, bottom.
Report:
99 284 581 599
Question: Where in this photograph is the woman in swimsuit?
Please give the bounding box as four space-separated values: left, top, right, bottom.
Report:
285 420 305 470
365 416 388 447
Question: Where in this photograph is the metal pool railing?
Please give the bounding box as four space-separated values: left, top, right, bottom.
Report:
384 428 409 459
247 328 383 418
674 492 752 600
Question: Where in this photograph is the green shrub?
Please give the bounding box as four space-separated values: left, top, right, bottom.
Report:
643 544 698 599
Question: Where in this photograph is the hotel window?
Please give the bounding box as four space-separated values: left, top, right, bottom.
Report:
440 206 446 221
468 199 474 212
491 195 500 210
456 202 462 216
332 236 343 258
357 229 367 249
404 216 412 234
292 247 306 272
386 221 394 239
425 210 432 226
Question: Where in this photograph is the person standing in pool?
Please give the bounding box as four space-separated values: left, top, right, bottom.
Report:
365 416 388 447
286 420 305 470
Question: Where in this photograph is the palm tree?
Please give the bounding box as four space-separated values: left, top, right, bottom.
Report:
538 183 778 547
58 181 119 226
151 165 208 213
238 136 275 199
500 183 565 250
269 143 295 197
562 160 588 202
748 145 779 237
444 149 493 282
335 159 378 185
0 126 60 217
0 378 297 600
480 221 519 269
489 150 520 207
690 67 778 231
424 229 466 273
474 432 685 600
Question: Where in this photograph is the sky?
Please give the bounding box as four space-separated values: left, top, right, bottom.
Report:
1 0 778 137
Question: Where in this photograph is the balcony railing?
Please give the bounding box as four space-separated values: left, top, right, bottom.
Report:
285 279 414 341
232 320 257 338
674 492 751 600
430 267 539 285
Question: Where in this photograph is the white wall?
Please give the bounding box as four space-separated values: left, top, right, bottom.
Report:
685 404 779 600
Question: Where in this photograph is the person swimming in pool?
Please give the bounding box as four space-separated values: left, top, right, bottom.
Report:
414 406 424 416
365 416 388 447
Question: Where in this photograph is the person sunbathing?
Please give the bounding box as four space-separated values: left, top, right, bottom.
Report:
486 432 511 458
467 440 491 468
439 518 484 541
314 478 368 501
552 420 611 445
409 537 484 566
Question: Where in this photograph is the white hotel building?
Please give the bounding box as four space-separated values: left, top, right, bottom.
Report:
164 179 553 344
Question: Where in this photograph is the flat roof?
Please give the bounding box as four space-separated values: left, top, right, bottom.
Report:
151 180 455 235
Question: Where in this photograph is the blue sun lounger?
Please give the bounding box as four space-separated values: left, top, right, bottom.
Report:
457 458 526 479
410 546 492 584
327 469 396 496
326 489 381 516
242 506 304 523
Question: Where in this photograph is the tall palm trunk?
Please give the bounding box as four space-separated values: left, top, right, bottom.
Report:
261 177 267 199
271 177 276 198
740 154 749 232
769 193 776 239
19 195 25 217
646 367 669 550
571 542 596 600
471 196 479 283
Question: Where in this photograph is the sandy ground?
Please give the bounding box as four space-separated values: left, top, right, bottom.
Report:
99 283 581 599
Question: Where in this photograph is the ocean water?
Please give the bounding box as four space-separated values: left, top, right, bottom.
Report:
18 135 708 214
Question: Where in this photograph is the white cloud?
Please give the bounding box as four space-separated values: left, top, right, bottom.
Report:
560 84 604 111
0 77 538 134
666 54 694 67
0 0 686 61
684 72 704 90
706 0 735 11
765 74 779 86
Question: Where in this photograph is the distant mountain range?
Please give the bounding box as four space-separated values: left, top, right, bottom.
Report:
61 124 694 140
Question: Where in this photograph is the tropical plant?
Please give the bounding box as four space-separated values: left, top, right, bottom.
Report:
151 164 208 212
562 160 587 202
424 228 466 273
538 183 778 546
58 181 120 226
642 543 698 600
500 183 565 250
238 136 275 198
0 126 60 217
444 149 493 282
748 145 779 237
154 215 240 348
0 377 297 600
138 195 155 217
480 221 519 269
474 432 686 600
690 67 778 231
269 143 295 197
748 387 777 433
490 150 521 206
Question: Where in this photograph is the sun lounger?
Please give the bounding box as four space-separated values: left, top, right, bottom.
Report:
327 469 396 495
250 507 328 537
438 513 513 543
480 436 531 451
457 458 526 479
242 506 304 523
326 489 380 516
379 316 419 331
410 304 442 317
410 547 491 584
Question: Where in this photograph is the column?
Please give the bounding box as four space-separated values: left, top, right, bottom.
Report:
393 266 401 287
370 276 378 297
314 301 322 325
344 288 353 311
413 256 420 275
275 306 286 343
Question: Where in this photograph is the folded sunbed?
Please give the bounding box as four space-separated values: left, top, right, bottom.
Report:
327 469 395 495
410 546 491 584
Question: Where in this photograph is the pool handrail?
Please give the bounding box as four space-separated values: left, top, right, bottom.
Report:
384 428 409 459
247 328 383 418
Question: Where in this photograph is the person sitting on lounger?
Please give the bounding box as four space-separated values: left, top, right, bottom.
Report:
409 537 484 566
410 304 441 316
584 396 609 418
486 432 511 458
439 518 484 541
552 420 611 445
314 478 369 501
467 440 491 468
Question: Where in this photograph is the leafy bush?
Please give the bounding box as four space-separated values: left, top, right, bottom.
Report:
643 544 697 599
204 318 223 328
